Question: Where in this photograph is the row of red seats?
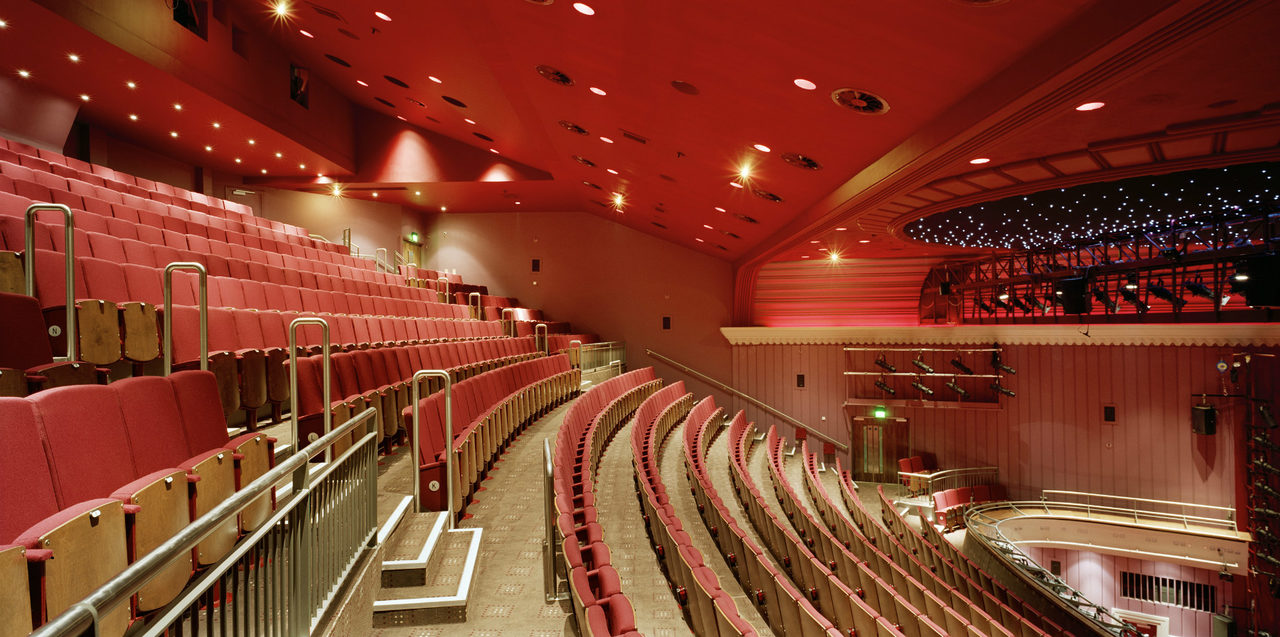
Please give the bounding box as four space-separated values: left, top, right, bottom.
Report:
932 484 1007 532
763 431 924 635
632 387 758 636
0 370 272 636
553 368 659 636
482 305 544 322
454 292 517 308
405 354 579 515
291 336 541 452
874 485 1066 637
725 418 867 637
896 456 933 495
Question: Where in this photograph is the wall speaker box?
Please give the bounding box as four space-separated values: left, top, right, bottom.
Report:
1192 404 1216 435
1241 253 1280 308
1055 277 1091 314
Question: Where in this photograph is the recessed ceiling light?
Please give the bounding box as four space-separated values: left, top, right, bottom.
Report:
173 103 182 111
605 168 618 175
572 2 595 15
125 81 137 89
514 201 521 205
489 148 499 154
248 139 256 145
356 80 368 87
169 131 178 137
234 158 242 163
836 227 847 231
374 11 392 21
464 118 476 125
801 255 810 259
128 114 138 121
793 78 816 90
396 115 407 121
599 136 613 143
753 144 771 153
299 163 306 169
695 238 705 243
1075 101 1106 111
261 168 268 174
440 205 447 211
969 157 990 165
714 206 726 212
204 145 213 151
809 240 819 244
729 181 744 189
589 87 606 96
274 152 283 158
415 191 422 196
428 75 442 84
858 239 871 244
371 192 378 197
829 252 840 262
67 53 80 63
212 122 221 129
0 19 8 28
16 70 30 78
79 94 90 102
273 1 289 17
737 164 752 180
703 224 714 229
299 29 313 38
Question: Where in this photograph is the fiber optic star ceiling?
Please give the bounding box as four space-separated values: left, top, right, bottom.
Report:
904 162 1280 249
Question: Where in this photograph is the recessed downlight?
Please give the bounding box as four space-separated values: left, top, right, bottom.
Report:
535 64 574 86
428 75 442 84
605 168 618 175
729 181 744 189
273 1 289 17
248 139 256 145
212 122 221 128
753 144 771 153
441 95 467 108
234 158 242 163
1075 101 1106 111
261 168 268 174
79 94 90 102
204 145 213 151
67 53 80 63
0 19 8 28
714 206 726 213
858 239 871 244
836 227 847 231
16 70 30 78
589 87 606 96
173 103 183 111
356 80 368 86
599 136 613 143
126 81 137 89
274 152 283 158
374 11 391 21
299 29 314 38
572 2 595 15
488 148 499 154
169 131 178 137
969 157 991 165
793 78 817 90
128 114 138 121
464 118 476 125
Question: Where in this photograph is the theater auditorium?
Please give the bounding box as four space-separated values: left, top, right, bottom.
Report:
0 1 1277 636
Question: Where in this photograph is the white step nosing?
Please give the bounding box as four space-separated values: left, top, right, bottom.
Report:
381 510 449 571
376 496 415 546
372 527 484 612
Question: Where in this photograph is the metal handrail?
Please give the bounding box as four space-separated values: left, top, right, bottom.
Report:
646 348 849 453
900 466 999 493
501 308 516 337
569 339 582 369
289 317 331 461
1042 489 1237 517
843 346 1004 353
469 292 482 320
162 262 208 375
1015 499 1241 534
24 203 76 361
438 276 451 302
535 323 547 354
341 228 351 248
411 369 453 526
30 406 379 637
542 438 569 602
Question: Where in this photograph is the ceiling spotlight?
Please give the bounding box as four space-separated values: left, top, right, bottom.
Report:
440 205 447 211
1119 288 1149 313
273 1 290 17
1075 101 1106 111
374 10 391 21
793 78 816 90
489 148 499 154
79 94 90 102
128 114 138 121
1092 287 1117 312
169 130 178 137
17 70 30 78
714 206 726 213
415 191 421 196
299 29 313 38
274 151 283 158
173 103 183 111
835 227 847 231
204 145 213 152
0 19 8 28
858 239 871 244
977 299 995 315
991 352 1016 375
993 295 1014 311
356 80 368 87
464 118 476 125
572 3 595 15
753 144 771 153
1124 272 1139 290
248 139 256 145
1024 292 1048 312
126 81 137 89
874 380 896 396
611 192 625 208
874 357 896 373
969 157 991 165
911 358 934 374
1184 279 1218 305
298 163 306 169
1147 280 1186 309
260 168 268 174
1010 294 1032 313
330 183 343 196
828 252 840 262
371 192 378 198
605 168 618 175
234 158 242 164
729 181 744 189
429 76 442 84
589 87 606 96
990 382 1016 398
212 122 221 128
67 53 80 63
950 359 974 375
599 136 613 143
911 380 934 396
737 164 753 180
945 381 968 397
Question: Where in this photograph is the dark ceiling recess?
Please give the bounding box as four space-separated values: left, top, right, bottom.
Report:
734 213 759 224
536 64 574 86
310 5 344 21
572 155 596 167
337 27 359 40
659 174 676 182
375 97 394 107
407 98 425 107
524 0 554 4
752 188 784 203
782 153 822 170
670 80 700 95
620 129 648 144
473 132 494 142
441 95 467 108
652 221 668 229
582 181 602 190
831 87 890 115
384 75 409 88
324 53 351 67
558 120 589 135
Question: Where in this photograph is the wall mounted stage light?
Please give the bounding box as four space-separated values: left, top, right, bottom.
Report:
1011 294 1032 313
977 299 995 315
874 380 896 395
945 380 968 397
874 357 896 373
950 359 973 375
911 379 934 395
1184 278 1218 305
993 295 1014 311
1025 292 1049 312
1091 286 1117 312
1119 288 1149 313
1147 280 1186 309
990 382 1015 397
911 357 934 373
1262 403 1278 429
1124 272 1139 291
991 351 1016 375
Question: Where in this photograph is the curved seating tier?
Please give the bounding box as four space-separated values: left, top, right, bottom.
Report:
725 418 853 637
0 370 272 635
932 485 1006 532
553 368 660 636
631 387 758 636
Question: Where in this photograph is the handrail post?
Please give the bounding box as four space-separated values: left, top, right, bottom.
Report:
162 262 208 375
437 276 450 303
376 247 388 272
341 228 351 248
411 369 453 527
24 204 76 361
535 323 547 355
289 317 332 464
501 308 516 337
569 339 582 369
543 438 567 602
468 292 481 320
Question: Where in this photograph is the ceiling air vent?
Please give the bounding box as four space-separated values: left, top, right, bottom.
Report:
536 65 574 87
441 95 467 108
558 120 589 135
582 181 602 190
831 88 890 115
473 132 494 142
375 97 394 107
384 75 409 88
671 80 699 95
572 155 596 167
733 213 759 224
324 53 351 67
336 27 359 40
652 221 667 229
721 230 741 239
781 153 822 170
620 129 647 144
307 3 346 21
752 188 784 203
659 174 676 182
407 98 426 107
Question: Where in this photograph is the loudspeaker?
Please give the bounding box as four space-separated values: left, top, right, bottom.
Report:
1239 253 1280 308
1192 404 1217 435
1055 277 1091 314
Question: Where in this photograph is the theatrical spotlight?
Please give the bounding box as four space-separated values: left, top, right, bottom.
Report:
1262 403 1278 429
1024 292 1049 312
1011 294 1032 313
1256 481 1280 499
1091 287 1118 312
1254 435 1280 452
977 299 996 315
1124 272 1140 291
993 293 1014 311
874 380 896 395
1184 278 1219 305
990 382 1016 398
1147 279 1186 310
911 379 934 395
911 357 934 374
991 351 1016 375
874 357 896 373
1119 287 1150 313
950 359 974 375
945 380 968 397
1255 458 1280 476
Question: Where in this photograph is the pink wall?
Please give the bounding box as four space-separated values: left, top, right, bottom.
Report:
750 258 940 326
428 211 735 406
0 77 80 151
732 342 1255 507
1022 547 1231 637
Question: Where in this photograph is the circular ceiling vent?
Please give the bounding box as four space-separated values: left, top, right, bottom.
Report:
950 0 1011 5
375 97 395 108
572 155 596 167
658 173 677 182
653 205 666 213
536 65 574 87
752 188 784 203
651 221 667 229
406 98 426 107
441 95 467 108
671 80 700 95
425 115 440 123
384 75 410 88
582 181 602 190
721 230 741 239
324 53 351 67
337 27 359 40
558 120 589 135
524 0 554 4
831 87 890 115
781 153 822 170
733 213 759 224
716 244 728 251
473 132 494 142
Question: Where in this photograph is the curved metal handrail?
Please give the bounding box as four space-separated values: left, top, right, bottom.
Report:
25 204 76 361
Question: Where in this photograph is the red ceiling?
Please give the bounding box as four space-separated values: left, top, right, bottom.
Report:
3 0 1280 271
